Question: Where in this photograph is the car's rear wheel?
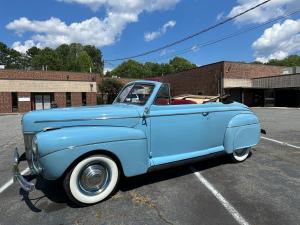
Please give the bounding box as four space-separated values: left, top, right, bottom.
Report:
231 147 250 162
63 154 119 205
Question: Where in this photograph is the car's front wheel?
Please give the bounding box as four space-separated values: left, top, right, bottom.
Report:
63 154 119 205
231 147 250 162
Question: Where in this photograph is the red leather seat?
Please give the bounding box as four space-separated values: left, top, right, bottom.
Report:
155 98 169 105
155 98 197 105
171 99 197 105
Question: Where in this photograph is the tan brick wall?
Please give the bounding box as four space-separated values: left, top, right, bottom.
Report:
17 92 31 112
0 80 97 93
224 78 252 88
71 93 82 106
0 92 12 113
54 92 66 107
87 92 97 105
0 70 98 82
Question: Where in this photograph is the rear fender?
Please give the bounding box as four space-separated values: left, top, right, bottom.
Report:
224 114 261 153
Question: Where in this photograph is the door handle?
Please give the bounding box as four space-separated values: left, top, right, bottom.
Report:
202 112 209 116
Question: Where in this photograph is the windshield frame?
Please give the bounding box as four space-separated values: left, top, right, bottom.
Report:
113 82 155 106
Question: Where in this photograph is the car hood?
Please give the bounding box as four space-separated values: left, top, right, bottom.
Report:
22 104 141 133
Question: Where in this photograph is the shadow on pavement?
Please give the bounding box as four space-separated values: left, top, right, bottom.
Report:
19 154 243 211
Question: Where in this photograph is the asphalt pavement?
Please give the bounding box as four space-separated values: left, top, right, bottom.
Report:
0 108 299 225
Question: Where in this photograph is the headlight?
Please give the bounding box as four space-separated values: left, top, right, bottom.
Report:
31 136 42 174
32 136 38 156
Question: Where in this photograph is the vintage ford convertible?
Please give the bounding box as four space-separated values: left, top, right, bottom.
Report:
13 80 261 205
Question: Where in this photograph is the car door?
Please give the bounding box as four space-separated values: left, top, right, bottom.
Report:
149 85 225 166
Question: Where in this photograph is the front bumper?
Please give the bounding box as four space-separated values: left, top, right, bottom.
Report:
13 148 35 192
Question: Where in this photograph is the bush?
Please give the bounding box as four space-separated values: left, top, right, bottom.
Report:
98 79 124 104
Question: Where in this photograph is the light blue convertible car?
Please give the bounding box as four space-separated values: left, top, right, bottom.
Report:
13 80 261 205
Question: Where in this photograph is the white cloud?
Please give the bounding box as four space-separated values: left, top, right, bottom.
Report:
191 45 199 52
58 0 180 13
7 0 180 53
252 19 300 62
144 20 176 41
228 0 300 24
216 12 224 21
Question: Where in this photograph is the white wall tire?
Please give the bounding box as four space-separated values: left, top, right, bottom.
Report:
231 147 250 162
63 155 119 205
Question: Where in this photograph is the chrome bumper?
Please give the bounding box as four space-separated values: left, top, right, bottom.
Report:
13 148 35 192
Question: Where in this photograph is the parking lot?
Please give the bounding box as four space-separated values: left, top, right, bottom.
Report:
0 108 299 225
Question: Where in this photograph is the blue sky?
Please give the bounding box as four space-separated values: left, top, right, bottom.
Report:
1 0 300 71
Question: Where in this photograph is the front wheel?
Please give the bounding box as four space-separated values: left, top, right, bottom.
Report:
63 155 119 205
231 147 250 162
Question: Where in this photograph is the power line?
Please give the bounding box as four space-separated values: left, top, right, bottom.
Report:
104 0 272 62
152 9 300 61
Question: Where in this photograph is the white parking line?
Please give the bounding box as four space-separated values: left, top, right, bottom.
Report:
191 167 250 225
0 167 30 194
261 137 300 149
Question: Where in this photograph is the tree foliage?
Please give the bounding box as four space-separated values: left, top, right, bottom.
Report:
0 42 29 69
109 56 196 78
98 78 124 103
169 57 197 72
0 41 104 74
266 55 300 67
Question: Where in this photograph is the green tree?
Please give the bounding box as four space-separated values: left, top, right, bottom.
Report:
99 78 124 103
26 47 41 58
109 57 197 78
144 62 162 77
75 51 93 72
169 56 196 73
160 63 175 76
55 44 70 71
267 55 300 67
31 47 60 70
110 60 146 78
0 42 29 69
83 45 104 74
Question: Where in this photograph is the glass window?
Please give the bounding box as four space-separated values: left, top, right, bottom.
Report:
115 84 134 103
82 92 87 106
154 83 171 105
115 83 154 105
11 92 18 112
66 92 71 107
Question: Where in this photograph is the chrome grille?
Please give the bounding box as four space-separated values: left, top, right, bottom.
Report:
23 134 35 172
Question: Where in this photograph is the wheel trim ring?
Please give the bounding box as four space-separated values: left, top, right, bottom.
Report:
77 161 111 196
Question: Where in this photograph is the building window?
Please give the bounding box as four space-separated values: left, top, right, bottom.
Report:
11 92 18 112
66 92 71 107
82 92 87 106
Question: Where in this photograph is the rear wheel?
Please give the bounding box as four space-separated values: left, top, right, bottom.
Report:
63 155 119 205
231 147 250 162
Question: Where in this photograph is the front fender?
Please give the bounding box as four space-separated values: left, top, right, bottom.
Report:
36 126 148 179
224 113 261 153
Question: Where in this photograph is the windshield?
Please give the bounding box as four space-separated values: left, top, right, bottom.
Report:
114 83 155 105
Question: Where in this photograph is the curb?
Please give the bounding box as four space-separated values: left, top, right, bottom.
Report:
0 113 21 116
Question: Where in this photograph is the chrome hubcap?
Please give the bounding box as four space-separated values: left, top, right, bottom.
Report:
78 163 110 196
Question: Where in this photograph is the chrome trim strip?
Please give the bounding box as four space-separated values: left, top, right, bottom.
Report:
42 124 136 132
34 116 141 123
148 110 250 118
148 151 226 172
42 138 147 157
34 110 249 123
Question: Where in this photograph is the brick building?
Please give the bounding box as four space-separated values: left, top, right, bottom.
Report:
156 61 300 107
0 70 98 113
